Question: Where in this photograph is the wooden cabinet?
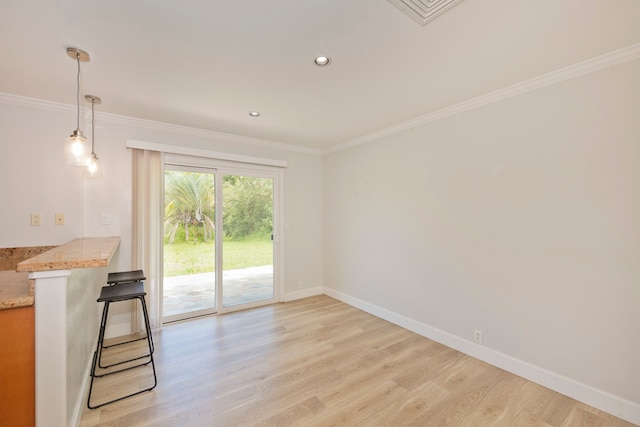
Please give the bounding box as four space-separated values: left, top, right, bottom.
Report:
0 305 35 427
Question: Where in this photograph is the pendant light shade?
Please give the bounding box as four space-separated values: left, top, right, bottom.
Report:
64 47 91 165
65 130 89 165
84 95 102 178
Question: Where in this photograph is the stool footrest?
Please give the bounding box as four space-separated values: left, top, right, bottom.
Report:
87 382 156 409
102 334 152 352
93 356 153 378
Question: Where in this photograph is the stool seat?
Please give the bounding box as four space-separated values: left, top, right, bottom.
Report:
107 269 146 285
98 282 146 302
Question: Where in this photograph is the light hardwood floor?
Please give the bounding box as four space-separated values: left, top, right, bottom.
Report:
80 295 635 426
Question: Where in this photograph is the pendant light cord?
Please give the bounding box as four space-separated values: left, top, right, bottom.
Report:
75 52 81 132
91 98 95 154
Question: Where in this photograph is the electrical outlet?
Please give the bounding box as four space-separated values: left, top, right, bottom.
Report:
31 213 41 226
474 329 483 345
55 213 64 225
101 214 110 225
298 280 304 289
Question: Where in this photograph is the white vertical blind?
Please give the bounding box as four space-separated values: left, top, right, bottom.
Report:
132 149 164 328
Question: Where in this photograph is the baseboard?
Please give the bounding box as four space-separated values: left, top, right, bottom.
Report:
323 287 640 426
284 286 323 302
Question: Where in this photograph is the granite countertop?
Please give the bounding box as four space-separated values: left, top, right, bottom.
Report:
16 236 121 273
0 271 33 309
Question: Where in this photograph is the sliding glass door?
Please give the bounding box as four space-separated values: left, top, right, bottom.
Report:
221 174 274 307
163 168 217 321
162 164 278 322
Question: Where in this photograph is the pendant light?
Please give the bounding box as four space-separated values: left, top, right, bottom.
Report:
85 95 102 178
64 47 91 165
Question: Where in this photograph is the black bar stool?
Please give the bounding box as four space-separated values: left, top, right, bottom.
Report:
87 276 157 409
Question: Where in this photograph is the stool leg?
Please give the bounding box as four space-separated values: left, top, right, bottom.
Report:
97 301 111 369
96 299 154 371
88 301 110 409
87 350 99 409
139 296 157 389
140 294 155 354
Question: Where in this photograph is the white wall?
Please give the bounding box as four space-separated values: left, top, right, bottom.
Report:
0 95 324 329
324 57 640 416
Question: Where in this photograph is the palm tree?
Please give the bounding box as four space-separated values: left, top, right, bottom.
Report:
164 171 215 244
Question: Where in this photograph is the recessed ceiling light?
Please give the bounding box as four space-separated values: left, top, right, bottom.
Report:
249 111 260 117
314 56 331 66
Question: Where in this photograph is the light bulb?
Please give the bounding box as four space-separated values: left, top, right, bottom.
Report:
64 130 90 165
86 153 100 178
72 139 84 157
88 158 97 174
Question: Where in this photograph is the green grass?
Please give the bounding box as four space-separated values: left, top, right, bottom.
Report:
163 237 273 277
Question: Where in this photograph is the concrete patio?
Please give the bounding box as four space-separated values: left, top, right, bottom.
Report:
162 265 273 317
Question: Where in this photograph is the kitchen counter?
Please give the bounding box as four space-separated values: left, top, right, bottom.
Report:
0 271 33 310
1 235 120 314
16 236 120 272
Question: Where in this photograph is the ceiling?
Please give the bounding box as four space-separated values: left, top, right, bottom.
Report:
1 0 639 152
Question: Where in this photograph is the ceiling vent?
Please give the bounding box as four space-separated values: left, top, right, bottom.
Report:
387 0 465 26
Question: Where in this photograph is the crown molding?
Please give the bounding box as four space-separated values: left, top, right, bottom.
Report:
325 42 640 155
2 42 639 158
0 92 323 156
0 92 73 114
